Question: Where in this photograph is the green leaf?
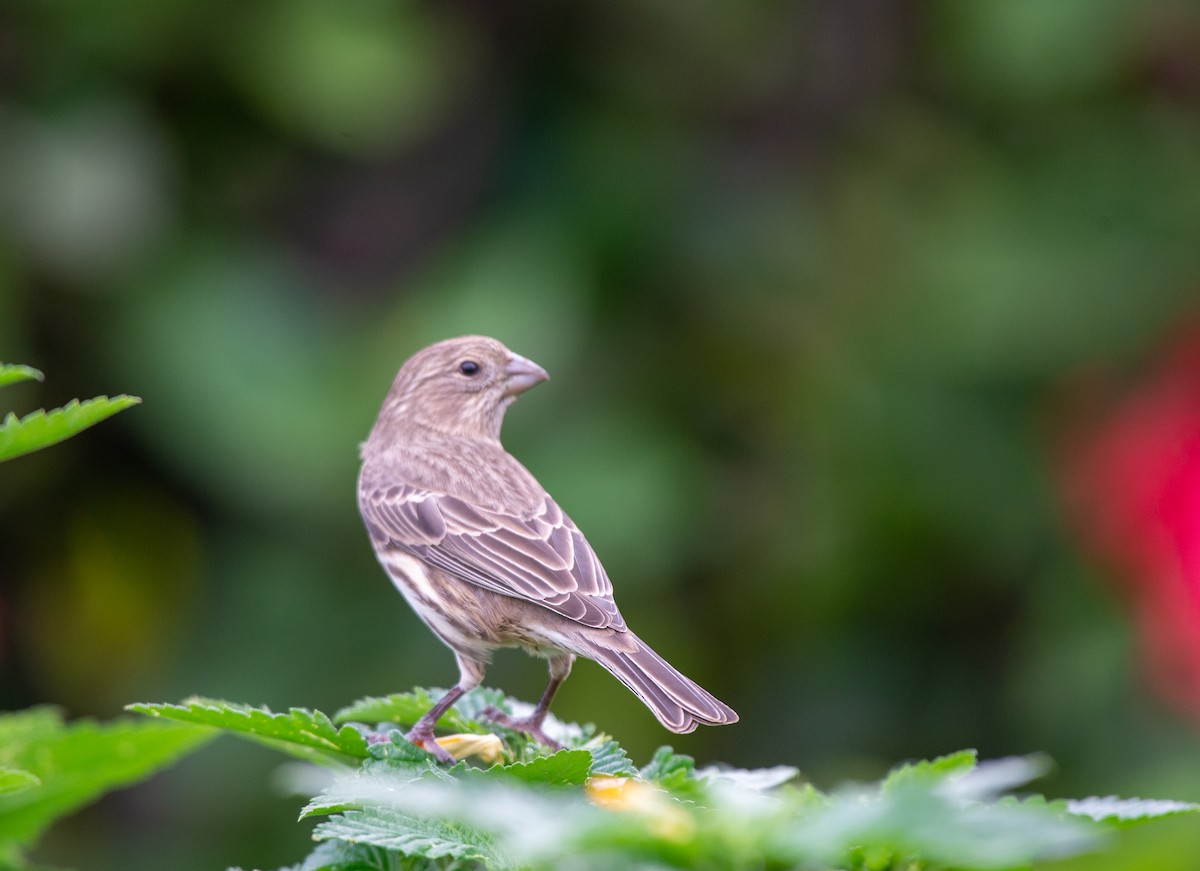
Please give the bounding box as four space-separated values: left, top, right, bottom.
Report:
481 749 592 786
367 739 439 763
583 737 637 777
128 699 367 767
784 780 831 809
312 806 508 867
301 761 463 822
353 734 463 788
881 748 978 793
364 733 440 768
0 715 214 848
0 708 64 766
283 840 401 871
696 764 798 791
1067 795 1200 827
640 745 696 791
0 395 141 462
781 773 1098 870
0 365 43 389
0 769 39 797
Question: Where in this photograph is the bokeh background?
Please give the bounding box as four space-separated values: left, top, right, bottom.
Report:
3 1 1200 868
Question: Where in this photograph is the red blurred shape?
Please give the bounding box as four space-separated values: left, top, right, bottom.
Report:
1063 324 1200 716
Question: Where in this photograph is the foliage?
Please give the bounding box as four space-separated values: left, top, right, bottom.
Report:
0 366 43 390
0 364 140 462
128 699 369 768
0 363 166 871
0 707 213 868
122 688 1199 871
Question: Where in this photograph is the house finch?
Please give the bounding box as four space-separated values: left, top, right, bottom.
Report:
359 336 737 761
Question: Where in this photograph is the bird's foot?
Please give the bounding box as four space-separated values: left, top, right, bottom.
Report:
479 706 562 751
405 727 457 764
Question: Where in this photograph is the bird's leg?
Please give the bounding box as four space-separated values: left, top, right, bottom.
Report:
405 686 463 763
482 653 574 750
406 654 484 764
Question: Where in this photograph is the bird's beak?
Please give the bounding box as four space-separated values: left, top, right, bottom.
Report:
503 353 550 397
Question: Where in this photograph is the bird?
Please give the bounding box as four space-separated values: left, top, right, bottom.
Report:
358 335 737 761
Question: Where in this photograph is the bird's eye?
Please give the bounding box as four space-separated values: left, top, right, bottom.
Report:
458 360 481 376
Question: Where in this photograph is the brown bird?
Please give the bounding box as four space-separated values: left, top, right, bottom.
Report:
358 335 737 761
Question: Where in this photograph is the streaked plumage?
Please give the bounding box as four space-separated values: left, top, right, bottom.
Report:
358 335 737 760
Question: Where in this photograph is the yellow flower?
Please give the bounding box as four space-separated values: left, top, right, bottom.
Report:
433 733 505 764
585 776 694 841
586 776 636 809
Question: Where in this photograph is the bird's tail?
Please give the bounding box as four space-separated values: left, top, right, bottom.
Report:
581 631 738 733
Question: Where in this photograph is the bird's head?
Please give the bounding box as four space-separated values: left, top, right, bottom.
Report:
375 335 549 442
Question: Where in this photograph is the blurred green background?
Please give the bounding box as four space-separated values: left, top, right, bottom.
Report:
3 0 1200 868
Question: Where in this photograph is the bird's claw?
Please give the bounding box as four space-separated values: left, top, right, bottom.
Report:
406 728 457 764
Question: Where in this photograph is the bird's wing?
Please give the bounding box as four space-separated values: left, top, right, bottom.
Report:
361 483 626 631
